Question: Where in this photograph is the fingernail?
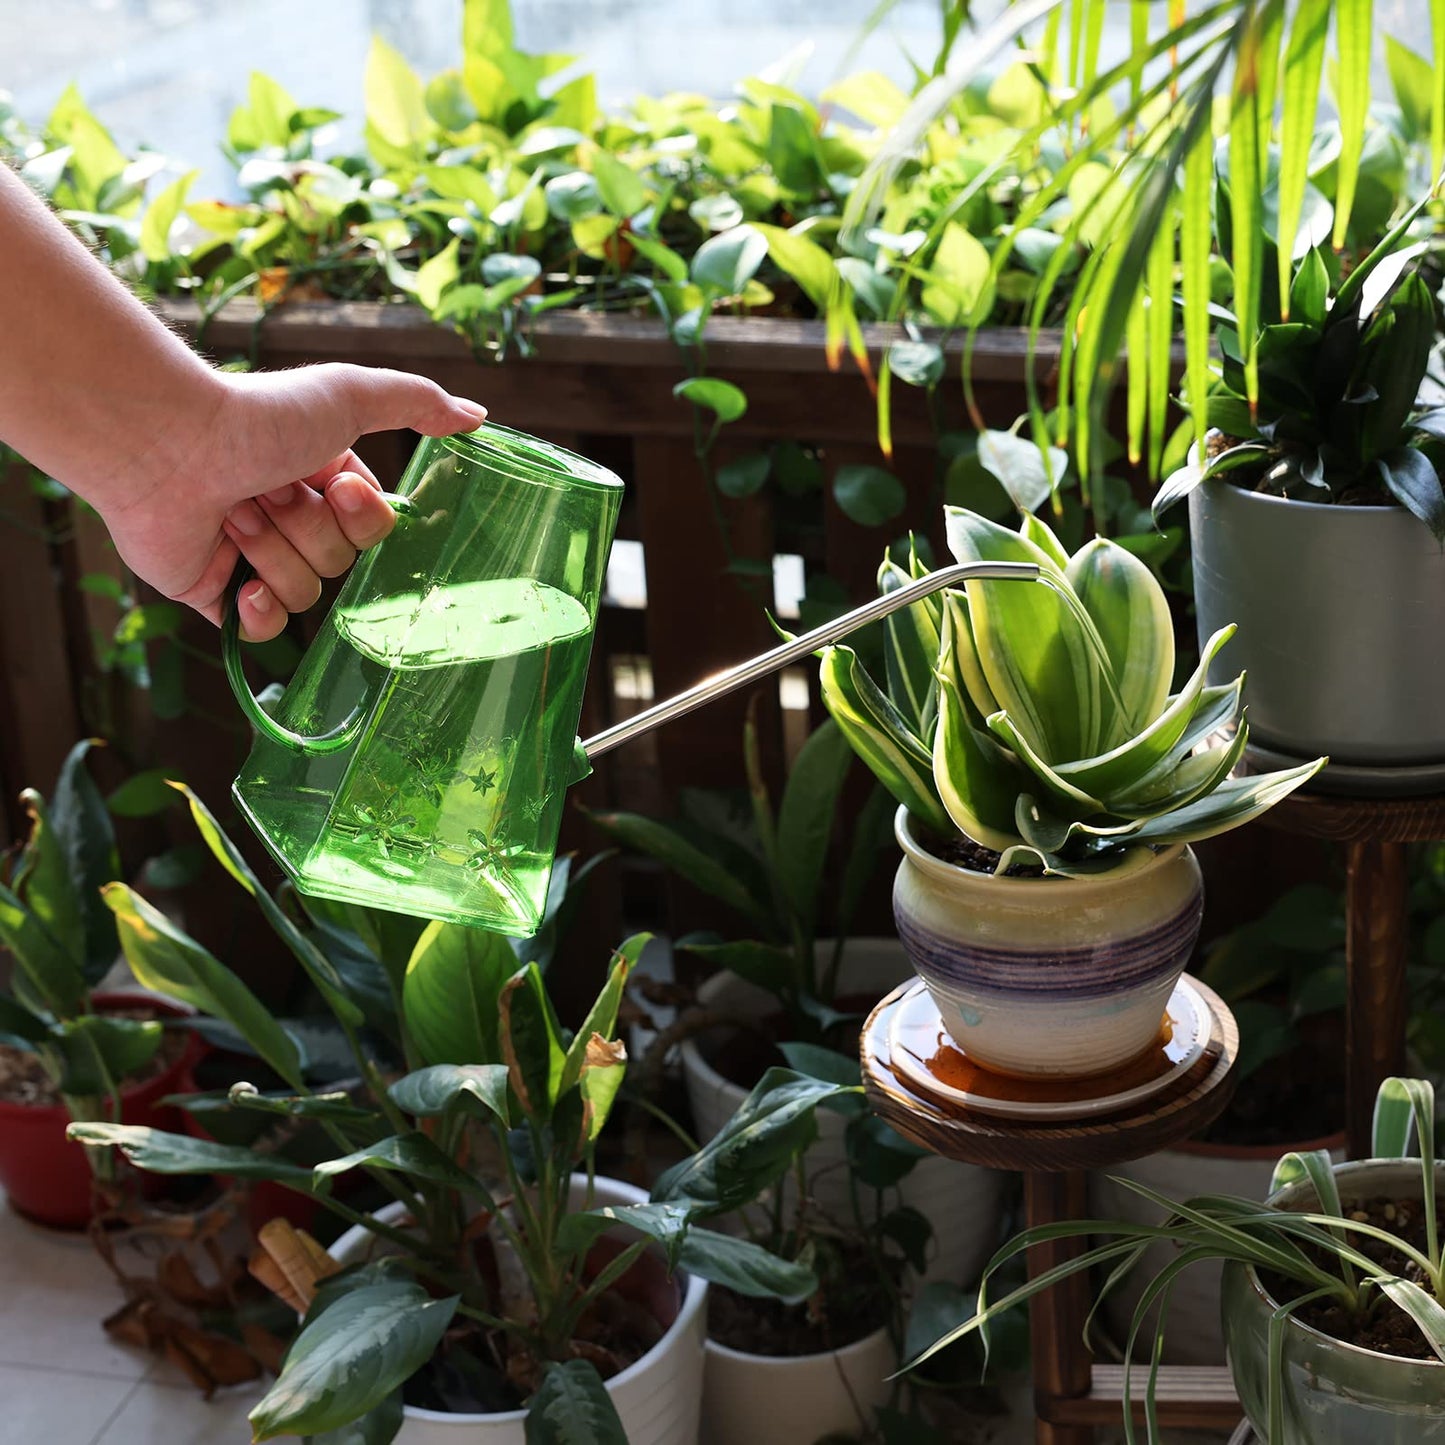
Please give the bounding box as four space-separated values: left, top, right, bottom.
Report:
329 476 366 514
265 483 298 506
244 582 272 613
453 400 487 426
228 502 266 536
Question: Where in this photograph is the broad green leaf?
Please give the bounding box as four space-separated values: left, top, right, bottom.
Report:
107 769 182 818
544 171 602 220
51 1015 162 1094
1288 248 1329 330
888 340 944 389
821 69 910 127
0 994 50 1044
778 1041 861 1088
1118 758 1326 848
140 169 198 263
651 1067 855 1214
767 102 825 194
673 376 747 423
102 882 302 1088
307 1390 403 1445
388 1064 510 1127
691 224 767 295
591 149 646 218
579 1046 626 1142
415 237 460 312
587 812 774 932
524 1360 628 1445
819 645 951 835
716 452 771 498
1377 449 1445 544
676 1225 816 1302
558 942 639 1095
365 36 431 152
933 672 1027 855
499 963 565 1119
833 465 906 527
313 1132 479 1195
178 787 362 1027
67 1124 313 1183
751 222 837 309
402 920 515 1066
774 721 853 929
250 1282 457 1440
1065 537 1174 738
976 431 1066 515
920 224 993 327
0 883 86 1016
48 738 121 980
16 789 86 978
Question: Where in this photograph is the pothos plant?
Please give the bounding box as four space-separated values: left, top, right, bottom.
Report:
819 507 1324 874
70 787 811 1443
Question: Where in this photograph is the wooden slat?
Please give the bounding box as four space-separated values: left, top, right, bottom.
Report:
1026 1171 1095 1445
1040 1366 1241 1427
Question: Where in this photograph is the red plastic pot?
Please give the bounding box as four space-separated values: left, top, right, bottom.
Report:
0 989 204 1229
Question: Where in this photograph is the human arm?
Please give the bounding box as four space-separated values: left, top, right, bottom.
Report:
0 163 485 639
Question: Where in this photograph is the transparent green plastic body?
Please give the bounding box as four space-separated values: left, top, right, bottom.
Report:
228 426 622 937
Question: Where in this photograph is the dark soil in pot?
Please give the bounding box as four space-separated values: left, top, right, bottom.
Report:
1260 1191 1445 1360
913 827 1044 878
0 1008 190 1106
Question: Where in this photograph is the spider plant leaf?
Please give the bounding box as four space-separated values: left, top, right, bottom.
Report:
1228 10 1267 409
1146 212 1176 479
1331 0 1376 248
1372 1075 1434 1158
1374 1277 1445 1363
1276 7 1329 310
819 644 951 836
1181 121 1216 464
1270 1149 1352 1285
933 672 1028 854
1066 537 1175 737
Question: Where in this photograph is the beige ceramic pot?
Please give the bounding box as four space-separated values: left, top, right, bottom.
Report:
892 810 1205 1078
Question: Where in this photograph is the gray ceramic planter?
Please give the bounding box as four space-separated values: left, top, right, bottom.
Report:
1220 1160 1445 1444
1190 480 1445 768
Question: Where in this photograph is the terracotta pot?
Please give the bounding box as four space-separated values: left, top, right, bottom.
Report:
1222 1159 1445 1444
700 1324 895 1445
893 809 1204 1078
327 1176 707 1445
0 989 203 1229
679 939 1004 1286
1089 1131 1346 1365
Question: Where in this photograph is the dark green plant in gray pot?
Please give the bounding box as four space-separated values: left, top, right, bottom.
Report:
1157 183 1445 788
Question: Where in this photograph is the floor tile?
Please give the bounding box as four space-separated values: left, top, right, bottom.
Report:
0 1199 151 1381
88 1381 273 1445
0 1362 134 1445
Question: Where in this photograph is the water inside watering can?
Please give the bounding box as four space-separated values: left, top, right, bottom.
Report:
235 575 592 933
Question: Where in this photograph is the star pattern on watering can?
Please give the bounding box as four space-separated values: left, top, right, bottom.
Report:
410 754 460 808
464 825 518 877
455 762 498 796
350 801 418 857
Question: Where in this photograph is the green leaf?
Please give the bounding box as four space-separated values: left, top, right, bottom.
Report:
833 464 905 526
415 237 461 313
49 740 120 978
402 921 515 1066
1120 759 1326 848
178 787 362 1028
1276 6 1327 313
1269 1148 1343 1218
1331 0 1376 248
651 1067 855 1213
880 555 942 740
388 1064 511 1127
0 994 51 1044
673 377 747 424
250 1281 457 1440
591 150 646 218
920 225 993 327
691 224 768 296
364 36 431 152
140 169 198 263
975 431 1067 515
102 882 303 1088
525 1360 628 1445
778 1041 861 1088
1377 448 1445 543
106 769 182 818
499 963 565 1120
889 340 945 389
767 102 825 194
752 222 838 310
0 883 86 1016
558 941 638 1095
313 1133 479 1195
676 1225 815 1302
678 940 796 997
1372 1076 1434 1160
67 1123 313 1183
774 721 853 929
1374 1278 1445 1364
716 452 771 499
544 171 602 220
51 1015 162 1094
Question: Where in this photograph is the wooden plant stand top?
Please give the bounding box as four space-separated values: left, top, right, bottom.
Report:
860 975 1243 1445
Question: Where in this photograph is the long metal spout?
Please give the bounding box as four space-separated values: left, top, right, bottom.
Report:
579 559 1040 762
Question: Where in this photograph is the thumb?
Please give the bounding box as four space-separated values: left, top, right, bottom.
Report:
323 364 487 438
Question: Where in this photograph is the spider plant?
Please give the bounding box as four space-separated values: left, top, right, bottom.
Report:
903 1076 1444 1444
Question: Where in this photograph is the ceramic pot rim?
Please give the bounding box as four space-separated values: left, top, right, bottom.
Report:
1238 1158 1445 1370
329 1175 708 1425
894 807 1185 896
702 1321 893 1369
1207 476 1408 517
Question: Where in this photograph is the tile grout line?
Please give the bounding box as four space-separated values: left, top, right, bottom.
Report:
84 1376 145 1445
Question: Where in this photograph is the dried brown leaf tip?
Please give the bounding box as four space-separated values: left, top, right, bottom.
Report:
583 1033 626 1070
247 1217 339 1314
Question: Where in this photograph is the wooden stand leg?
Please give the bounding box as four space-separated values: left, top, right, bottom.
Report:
1345 839 1408 1160
1024 1170 1094 1445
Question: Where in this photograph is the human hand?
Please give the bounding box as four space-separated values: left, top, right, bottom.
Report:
94 363 486 641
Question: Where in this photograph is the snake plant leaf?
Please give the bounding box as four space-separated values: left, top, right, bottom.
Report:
819 644 950 835
1050 629 1238 801
1013 794 1143 862
933 673 1028 854
1105 717 1248 821
1377 447 1445 543
1112 756 1325 847
983 712 1106 815
1287 246 1330 330
940 590 1001 725
945 509 1104 762
1065 537 1174 738
1019 512 1072 570
879 557 942 738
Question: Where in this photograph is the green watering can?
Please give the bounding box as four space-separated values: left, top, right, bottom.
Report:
223 425 1036 937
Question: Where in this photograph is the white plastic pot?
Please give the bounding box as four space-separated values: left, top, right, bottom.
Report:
680 938 1004 1286
328 1176 706 1444
700 1325 896 1445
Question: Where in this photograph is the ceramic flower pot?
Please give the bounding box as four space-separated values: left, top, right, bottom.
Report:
1221 1159 1445 1444
1190 479 1445 774
700 1324 895 1445
0 989 202 1229
679 940 1004 1286
892 810 1204 1078
327 1176 707 1445
1090 1130 1345 1365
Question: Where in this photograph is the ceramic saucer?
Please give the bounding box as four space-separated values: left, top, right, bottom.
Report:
886 976 1210 1121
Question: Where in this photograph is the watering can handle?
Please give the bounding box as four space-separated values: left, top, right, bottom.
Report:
220 495 416 755
572 559 1040 777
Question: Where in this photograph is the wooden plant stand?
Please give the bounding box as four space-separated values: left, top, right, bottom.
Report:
860 976 1243 1444
1255 787 1445 1159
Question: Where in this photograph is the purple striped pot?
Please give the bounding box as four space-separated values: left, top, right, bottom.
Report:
892 810 1205 1079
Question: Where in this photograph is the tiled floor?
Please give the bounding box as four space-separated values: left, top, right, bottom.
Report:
0 1194 266 1445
